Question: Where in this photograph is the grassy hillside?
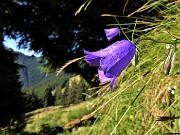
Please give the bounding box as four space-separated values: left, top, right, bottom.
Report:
23 101 95 133
13 16 179 134
1 0 179 135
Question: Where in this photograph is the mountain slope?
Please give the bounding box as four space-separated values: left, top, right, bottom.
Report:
17 53 47 88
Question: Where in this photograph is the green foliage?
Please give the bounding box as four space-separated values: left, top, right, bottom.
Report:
54 75 90 106
42 86 54 107
25 72 72 105
22 91 43 112
22 73 91 109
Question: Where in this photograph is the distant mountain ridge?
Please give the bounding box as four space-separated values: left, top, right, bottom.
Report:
17 52 48 88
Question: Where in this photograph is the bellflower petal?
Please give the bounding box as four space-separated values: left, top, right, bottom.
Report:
84 50 101 66
110 77 116 90
98 67 111 82
84 28 136 90
100 40 136 78
104 28 120 41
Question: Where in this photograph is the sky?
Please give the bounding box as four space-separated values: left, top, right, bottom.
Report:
3 37 41 57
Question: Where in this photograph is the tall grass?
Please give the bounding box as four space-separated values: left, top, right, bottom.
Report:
79 0 180 134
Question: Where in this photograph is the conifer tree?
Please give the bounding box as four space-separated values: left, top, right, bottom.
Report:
0 36 24 126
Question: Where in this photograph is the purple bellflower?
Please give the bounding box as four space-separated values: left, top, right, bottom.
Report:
84 28 136 90
104 28 120 41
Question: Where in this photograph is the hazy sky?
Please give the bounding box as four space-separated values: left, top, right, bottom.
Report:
3 37 41 57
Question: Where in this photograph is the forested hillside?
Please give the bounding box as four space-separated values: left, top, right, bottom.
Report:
16 52 92 108
17 52 69 89
17 52 45 88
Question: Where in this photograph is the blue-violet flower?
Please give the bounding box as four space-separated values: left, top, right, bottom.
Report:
84 28 136 90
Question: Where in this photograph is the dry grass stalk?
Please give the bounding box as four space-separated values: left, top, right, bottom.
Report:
57 56 86 75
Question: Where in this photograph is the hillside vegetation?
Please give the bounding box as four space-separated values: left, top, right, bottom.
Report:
1 0 179 135
17 52 72 90
22 1 180 134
